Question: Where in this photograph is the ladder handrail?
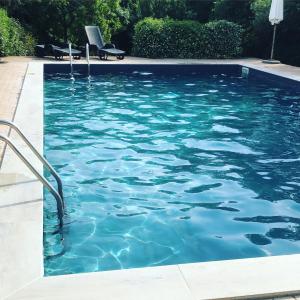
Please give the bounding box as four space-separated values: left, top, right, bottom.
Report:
0 134 64 227
0 119 63 201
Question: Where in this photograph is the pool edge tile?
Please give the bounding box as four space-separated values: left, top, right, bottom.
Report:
6 265 194 300
178 255 300 299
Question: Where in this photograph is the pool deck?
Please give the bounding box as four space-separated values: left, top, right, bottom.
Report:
0 56 300 300
0 61 28 166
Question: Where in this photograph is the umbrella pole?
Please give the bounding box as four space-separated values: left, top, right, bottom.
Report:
270 24 277 60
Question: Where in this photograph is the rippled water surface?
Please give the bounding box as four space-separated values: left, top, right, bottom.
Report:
44 70 300 276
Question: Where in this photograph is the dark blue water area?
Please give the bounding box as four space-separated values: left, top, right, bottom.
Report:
43 66 300 276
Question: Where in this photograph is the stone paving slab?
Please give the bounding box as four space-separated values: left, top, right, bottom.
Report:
0 62 43 300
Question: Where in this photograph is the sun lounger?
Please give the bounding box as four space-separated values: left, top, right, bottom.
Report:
85 26 125 60
35 44 82 60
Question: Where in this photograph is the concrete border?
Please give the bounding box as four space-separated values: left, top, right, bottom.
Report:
0 62 44 300
1 59 300 300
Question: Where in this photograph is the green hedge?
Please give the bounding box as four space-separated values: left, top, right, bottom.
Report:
132 18 243 58
0 9 35 57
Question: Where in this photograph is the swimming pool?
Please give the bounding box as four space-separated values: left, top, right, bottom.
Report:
44 65 300 276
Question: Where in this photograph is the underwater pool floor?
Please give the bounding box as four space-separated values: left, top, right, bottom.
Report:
44 70 300 276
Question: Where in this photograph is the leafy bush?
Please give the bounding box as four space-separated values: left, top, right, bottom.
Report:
0 8 35 56
205 20 244 58
133 18 243 58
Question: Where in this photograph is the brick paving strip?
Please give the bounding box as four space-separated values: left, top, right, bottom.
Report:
0 60 28 166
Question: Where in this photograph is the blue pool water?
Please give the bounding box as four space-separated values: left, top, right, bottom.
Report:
44 67 300 276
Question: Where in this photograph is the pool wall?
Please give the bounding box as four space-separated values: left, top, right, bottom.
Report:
1 61 300 300
44 63 242 75
44 63 300 90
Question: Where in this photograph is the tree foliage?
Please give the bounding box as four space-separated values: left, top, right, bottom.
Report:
212 0 254 27
250 0 300 66
186 0 214 22
0 0 129 45
135 0 193 20
0 0 299 66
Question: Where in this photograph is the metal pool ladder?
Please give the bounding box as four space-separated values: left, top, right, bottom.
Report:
0 119 64 227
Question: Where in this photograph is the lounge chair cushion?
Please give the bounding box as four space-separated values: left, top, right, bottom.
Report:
54 47 81 56
100 48 125 55
35 44 82 59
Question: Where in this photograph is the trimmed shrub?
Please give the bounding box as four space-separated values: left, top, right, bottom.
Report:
132 18 243 58
0 8 35 57
204 20 243 58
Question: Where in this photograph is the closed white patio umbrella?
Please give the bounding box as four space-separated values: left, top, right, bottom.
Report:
264 0 284 63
